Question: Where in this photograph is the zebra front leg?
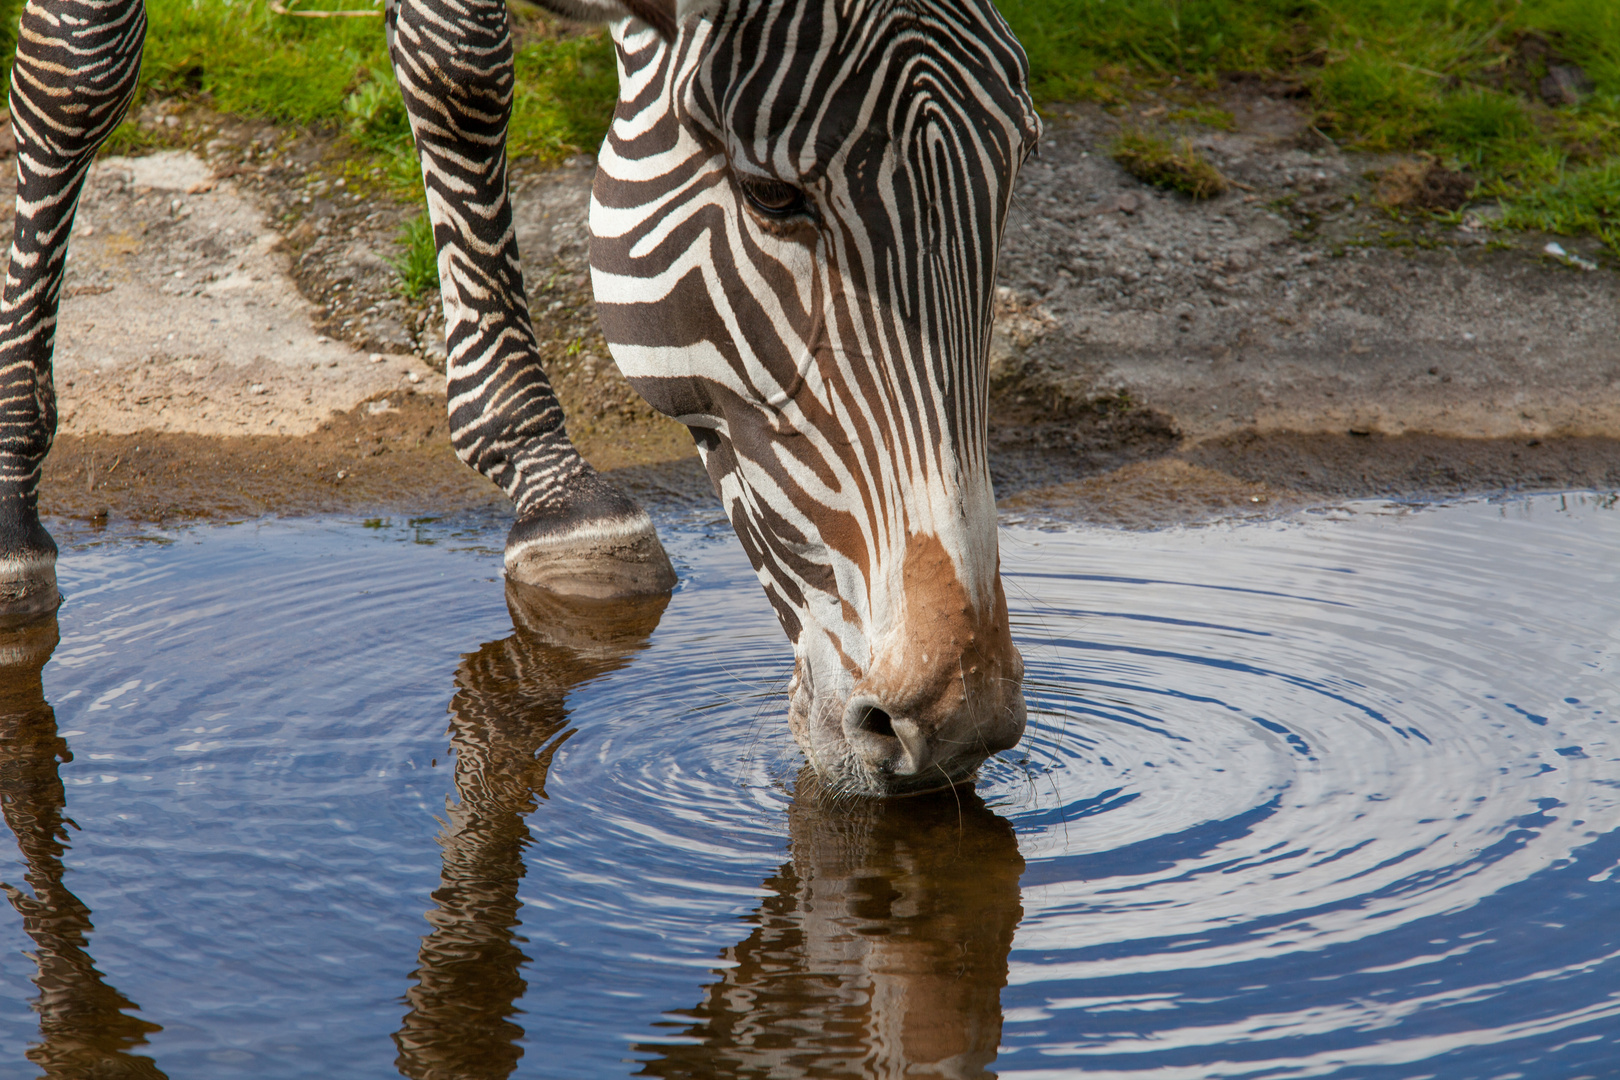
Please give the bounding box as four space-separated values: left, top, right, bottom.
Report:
388 0 675 599
0 0 144 620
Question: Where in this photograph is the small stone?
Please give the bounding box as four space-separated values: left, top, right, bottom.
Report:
406 371 421 384
249 383 267 394
1543 241 1597 271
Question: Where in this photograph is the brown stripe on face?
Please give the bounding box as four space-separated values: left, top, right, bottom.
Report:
858 530 1020 742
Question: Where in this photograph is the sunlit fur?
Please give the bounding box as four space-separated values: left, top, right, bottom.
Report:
590 0 1040 793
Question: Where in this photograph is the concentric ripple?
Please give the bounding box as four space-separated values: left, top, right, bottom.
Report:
985 496 1620 1078
0 495 1613 1079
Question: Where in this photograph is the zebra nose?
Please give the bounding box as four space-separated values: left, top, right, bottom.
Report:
843 699 934 776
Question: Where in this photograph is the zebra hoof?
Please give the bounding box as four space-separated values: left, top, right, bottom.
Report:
0 519 61 626
504 479 676 600
0 562 60 626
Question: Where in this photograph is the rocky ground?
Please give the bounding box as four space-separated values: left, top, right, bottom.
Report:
28 86 1620 539
997 83 1619 446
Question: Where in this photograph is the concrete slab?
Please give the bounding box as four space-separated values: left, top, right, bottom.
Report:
54 151 443 437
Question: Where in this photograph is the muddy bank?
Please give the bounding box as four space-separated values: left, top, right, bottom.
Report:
29 93 1620 540
44 396 1620 543
45 392 491 532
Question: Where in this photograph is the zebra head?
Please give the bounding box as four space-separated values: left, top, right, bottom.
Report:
553 0 1039 794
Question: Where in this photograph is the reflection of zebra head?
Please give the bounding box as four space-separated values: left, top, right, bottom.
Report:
553 0 1038 793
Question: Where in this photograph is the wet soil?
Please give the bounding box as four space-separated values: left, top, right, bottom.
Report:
30 89 1620 539
1187 431 1620 500
45 390 1620 542
45 391 494 531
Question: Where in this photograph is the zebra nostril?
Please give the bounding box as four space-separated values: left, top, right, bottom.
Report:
843 700 932 776
854 705 894 739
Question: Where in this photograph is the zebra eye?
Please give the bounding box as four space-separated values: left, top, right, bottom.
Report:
737 175 808 218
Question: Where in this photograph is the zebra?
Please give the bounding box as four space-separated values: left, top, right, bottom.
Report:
0 0 1039 796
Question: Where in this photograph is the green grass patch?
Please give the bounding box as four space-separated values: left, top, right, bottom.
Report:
994 0 1300 100
509 34 619 161
0 0 616 172
1111 129 1227 198
101 118 182 157
1502 158 1620 249
0 0 21 81
390 211 439 299
994 0 1620 251
0 0 1613 255
1167 103 1236 130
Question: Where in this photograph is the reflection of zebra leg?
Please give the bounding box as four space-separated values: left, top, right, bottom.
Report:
641 782 1023 1079
385 0 675 600
395 586 667 1079
0 0 145 619
0 617 167 1079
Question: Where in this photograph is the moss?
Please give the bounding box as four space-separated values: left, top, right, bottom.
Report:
1111 130 1227 198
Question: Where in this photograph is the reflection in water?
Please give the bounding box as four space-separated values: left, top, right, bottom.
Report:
0 617 166 1079
391 575 1025 1080
394 582 669 1080
641 783 1025 1080
26 502 1620 1075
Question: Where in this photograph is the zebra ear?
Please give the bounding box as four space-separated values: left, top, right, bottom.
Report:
530 0 706 39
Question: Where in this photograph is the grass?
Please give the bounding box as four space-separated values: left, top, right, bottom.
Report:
120 0 616 166
1112 130 1227 197
1501 157 1620 248
391 211 439 299
0 0 1614 264
0 0 620 291
994 0 1620 251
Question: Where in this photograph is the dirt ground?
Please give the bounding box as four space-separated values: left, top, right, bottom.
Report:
28 88 1620 540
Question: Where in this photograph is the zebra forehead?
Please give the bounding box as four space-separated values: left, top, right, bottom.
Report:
680 1 1036 188
694 0 1036 124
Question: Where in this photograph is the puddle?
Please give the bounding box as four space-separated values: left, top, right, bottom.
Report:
3 495 1618 1077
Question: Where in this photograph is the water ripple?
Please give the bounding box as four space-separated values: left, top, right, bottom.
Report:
985 497 1620 1078
0 496 1613 1078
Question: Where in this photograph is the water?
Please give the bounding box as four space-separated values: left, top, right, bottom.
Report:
1 494 1617 1078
